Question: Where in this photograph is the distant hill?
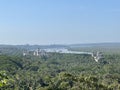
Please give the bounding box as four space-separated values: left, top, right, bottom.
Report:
69 42 120 48
1 43 120 49
1 43 120 55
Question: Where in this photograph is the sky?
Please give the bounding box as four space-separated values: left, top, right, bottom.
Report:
0 0 120 45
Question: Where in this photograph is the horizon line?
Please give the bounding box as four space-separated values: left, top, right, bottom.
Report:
0 42 120 46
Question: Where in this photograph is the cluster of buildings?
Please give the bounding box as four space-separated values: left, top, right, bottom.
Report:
23 48 47 56
91 52 103 62
23 48 103 62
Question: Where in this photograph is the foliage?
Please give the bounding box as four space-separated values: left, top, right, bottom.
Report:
0 51 120 89
0 71 14 89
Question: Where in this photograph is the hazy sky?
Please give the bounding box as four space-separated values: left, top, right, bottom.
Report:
0 0 120 45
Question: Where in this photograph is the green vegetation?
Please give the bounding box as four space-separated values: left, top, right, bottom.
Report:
0 47 120 89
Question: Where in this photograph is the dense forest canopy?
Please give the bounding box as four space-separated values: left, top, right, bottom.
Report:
0 44 120 90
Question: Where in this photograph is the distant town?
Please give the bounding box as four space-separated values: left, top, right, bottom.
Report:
23 48 103 62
